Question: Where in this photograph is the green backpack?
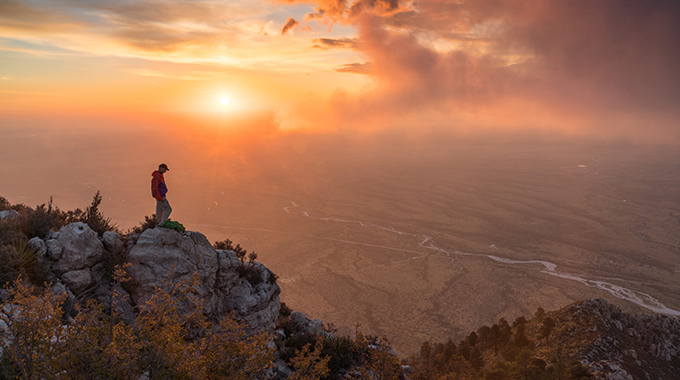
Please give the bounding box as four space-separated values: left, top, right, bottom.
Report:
159 220 186 232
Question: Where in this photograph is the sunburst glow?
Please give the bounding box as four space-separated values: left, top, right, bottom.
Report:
219 97 230 106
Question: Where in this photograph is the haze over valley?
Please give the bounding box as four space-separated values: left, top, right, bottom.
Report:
3 129 679 355
3 0 680 359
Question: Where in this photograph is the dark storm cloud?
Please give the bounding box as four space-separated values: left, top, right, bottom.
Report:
385 0 680 113
499 1 680 111
286 0 680 137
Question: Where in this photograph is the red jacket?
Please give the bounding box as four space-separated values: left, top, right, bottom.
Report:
151 170 168 201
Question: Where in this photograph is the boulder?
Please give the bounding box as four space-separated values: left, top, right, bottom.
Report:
290 311 325 336
111 284 136 323
220 261 281 335
102 231 125 257
61 268 92 295
42 223 105 297
0 210 18 220
27 237 47 257
46 222 104 275
50 282 74 300
126 228 218 309
28 237 56 283
126 227 281 334
216 249 242 289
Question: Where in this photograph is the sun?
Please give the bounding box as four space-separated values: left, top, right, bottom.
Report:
219 97 230 106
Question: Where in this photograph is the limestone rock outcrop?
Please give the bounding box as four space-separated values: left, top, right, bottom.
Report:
551 299 680 380
126 228 219 314
126 227 281 334
289 311 325 336
42 222 106 298
28 222 280 336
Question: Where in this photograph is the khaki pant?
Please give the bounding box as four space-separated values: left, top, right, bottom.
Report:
156 198 172 224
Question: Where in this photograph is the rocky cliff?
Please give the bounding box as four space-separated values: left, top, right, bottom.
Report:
28 222 281 336
547 299 680 380
8 219 680 379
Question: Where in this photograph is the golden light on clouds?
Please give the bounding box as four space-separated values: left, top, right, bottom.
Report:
0 0 679 142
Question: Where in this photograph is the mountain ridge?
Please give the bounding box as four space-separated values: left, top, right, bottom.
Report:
1 200 679 379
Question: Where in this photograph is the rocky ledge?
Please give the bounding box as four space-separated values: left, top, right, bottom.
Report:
27 222 281 335
550 299 680 380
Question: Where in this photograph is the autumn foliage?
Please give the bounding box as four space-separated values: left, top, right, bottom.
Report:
0 272 274 380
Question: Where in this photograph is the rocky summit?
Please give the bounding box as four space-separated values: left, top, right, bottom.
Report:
28 223 281 336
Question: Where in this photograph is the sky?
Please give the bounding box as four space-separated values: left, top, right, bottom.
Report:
2 0 680 144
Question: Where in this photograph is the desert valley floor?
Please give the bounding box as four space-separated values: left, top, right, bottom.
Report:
3 132 680 356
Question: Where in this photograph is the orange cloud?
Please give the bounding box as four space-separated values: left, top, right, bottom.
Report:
334 62 371 74
275 0 406 24
281 17 299 35
281 0 680 140
0 0 323 70
312 37 357 49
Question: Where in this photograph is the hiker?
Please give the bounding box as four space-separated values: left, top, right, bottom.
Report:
151 163 172 224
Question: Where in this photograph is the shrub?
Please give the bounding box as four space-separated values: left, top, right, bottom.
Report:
0 273 275 379
287 338 330 380
321 335 357 376
11 239 50 286
0 244 20 286
213 238 234 250
280 302 293 317
19 199 63 239
213 238 269 285
129 214 157 234
243 266 264 286
1 194 111 240
248 251 257 263
0 279 69 379
354 335 403 380
0 196 10 211
0 240 51 287
82 191 118 236
58 299 141 379
0 216 25 253
276 317 402 380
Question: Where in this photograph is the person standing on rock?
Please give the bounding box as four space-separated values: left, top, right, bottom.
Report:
151 163 172 224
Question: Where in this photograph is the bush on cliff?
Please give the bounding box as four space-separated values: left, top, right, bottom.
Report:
275 314 402 380
0 193 119 286
0 192 117 242
0 273 275 380
0 239 51 287
129 214 158 234
405 312 593 380
82 191 118 236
